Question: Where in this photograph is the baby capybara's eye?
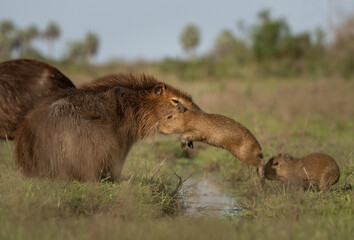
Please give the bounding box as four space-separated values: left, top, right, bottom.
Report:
167 115 173 119
273 162 279 166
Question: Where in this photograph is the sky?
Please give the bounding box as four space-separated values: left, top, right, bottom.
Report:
1 0 354 63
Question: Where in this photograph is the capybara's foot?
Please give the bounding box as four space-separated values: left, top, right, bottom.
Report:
181 137 191 149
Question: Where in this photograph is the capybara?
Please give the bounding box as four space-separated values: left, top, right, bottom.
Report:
15 73 201 182
156 103 265 184
265 153 340 190
0 59 75 140
79 73 201 111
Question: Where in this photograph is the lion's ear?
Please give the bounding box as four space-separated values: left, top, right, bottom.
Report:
154 82 167 96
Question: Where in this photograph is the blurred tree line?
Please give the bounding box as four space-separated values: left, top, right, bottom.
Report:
164 9 354 79
0 20 99 64
1 9 354 79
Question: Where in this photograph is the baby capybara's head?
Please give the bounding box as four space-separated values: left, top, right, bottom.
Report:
157 103 187 135
265 153 293 181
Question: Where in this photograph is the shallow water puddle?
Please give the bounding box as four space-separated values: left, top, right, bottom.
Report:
181 174 238 217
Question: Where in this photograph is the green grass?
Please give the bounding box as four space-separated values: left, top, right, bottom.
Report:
0 67 353 239
0 140 184 240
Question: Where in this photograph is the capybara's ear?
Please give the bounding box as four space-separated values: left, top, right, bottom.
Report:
177 103 187 113
284 153 293 161
154 82 167 96
277 153 282 157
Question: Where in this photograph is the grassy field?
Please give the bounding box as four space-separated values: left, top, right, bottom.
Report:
0 65 353 239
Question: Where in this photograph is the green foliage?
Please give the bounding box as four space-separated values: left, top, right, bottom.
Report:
65 32 100 64
162 9 354 80
42 22 60 58
158 56 247 81
85 32 99 61
330 15 354 78
43 22 60 41
180 24 200 55
66 41 86 63
214 30 238 56
212 29 249 64
0 19 99 63
0 19 15 35
0 19 17 59
251 10 291 61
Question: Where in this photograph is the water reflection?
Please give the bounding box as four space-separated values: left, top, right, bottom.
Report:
181 175 239 217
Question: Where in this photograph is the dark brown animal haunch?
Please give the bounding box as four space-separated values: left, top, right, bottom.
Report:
265 153 340 190
0 59 75 139
15 73 201 182
157 104 265 184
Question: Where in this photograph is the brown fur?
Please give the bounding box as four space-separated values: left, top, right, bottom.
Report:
15 73 201 182
79 73 201 112
156 104 265 183
0 59 75 139
265 153 340 190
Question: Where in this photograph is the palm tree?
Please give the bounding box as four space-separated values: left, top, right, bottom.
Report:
66 41 86 63
180 24 200 57
0 20 15 36
21 25 39 55
85 32 99 63
43 22 60 58
0 20 15 58
0 35 12 58
214 30 238 56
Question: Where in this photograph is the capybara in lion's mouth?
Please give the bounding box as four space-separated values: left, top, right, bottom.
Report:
15 73 201 182
157 103 265 184
265 153 340 190
0 59 75 140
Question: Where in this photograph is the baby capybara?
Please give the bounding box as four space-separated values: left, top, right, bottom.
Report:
0 59 75 139
156 103 265 183
15 73 201 182
265 153 340 190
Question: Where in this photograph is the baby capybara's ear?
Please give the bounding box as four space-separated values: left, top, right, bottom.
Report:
284 153 293 161
177 103 187 113
154 82 167 96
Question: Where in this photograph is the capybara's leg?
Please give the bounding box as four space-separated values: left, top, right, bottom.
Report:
180 134 192 148
181 132 203 149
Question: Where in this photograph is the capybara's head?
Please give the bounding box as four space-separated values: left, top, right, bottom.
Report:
82 73 201 112
152 82 201 112
156 103 187 135
265 153 293 181
80 73 201 137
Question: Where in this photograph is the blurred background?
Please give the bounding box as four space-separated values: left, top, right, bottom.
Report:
1 0 354 79
1 2 353 238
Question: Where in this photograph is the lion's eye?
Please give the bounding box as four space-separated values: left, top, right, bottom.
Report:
171 99 180 105
273 162 279 166
167 115 173 119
